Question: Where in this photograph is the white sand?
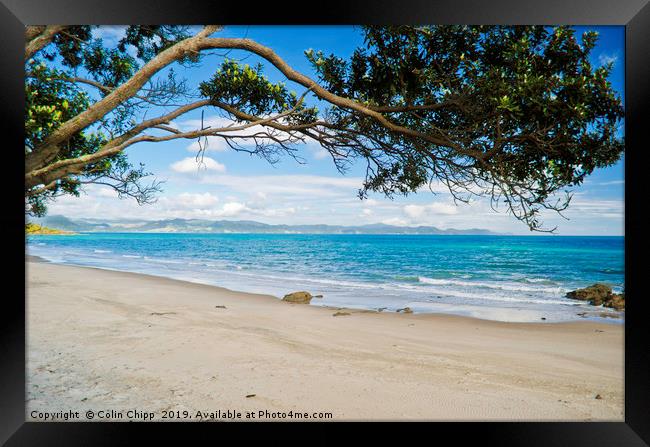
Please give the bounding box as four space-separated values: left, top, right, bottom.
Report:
26 261 624 421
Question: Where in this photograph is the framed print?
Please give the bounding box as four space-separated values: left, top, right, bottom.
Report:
2 0 649 444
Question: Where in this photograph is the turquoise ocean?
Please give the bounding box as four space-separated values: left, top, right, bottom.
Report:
26 233 624 323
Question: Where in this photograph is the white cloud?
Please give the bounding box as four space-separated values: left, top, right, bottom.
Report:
431 203 461 215
403 204 426 219
177 116 231 131
171 157 226 174
153 192 300 220
219 202 247 216
256 206 297 218
381 217 408 226
313 148 330 160
173 201 297 219
91 26 128 43
263 174 358 188
569 199 624 215
360 208 373 217
44 183 302 221
415 181 455 194
173 192 219 208
403 202 459 219
186 136 230 153
134 192 221 214
598 52 618 66
96 187 118 198
197 174 362 198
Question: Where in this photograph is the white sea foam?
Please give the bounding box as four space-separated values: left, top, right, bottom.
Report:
203 268 569 306
417 276 565 294
522 277 554 283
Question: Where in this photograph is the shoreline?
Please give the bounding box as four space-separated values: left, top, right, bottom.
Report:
26 261 624 420
25 256 601 326
26 255 623 324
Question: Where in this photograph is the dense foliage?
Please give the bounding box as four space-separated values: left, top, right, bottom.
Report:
307 26 624 230
25 26 191 214
24 25 624 231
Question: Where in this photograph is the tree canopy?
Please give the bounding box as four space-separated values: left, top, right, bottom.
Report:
24 25 624 231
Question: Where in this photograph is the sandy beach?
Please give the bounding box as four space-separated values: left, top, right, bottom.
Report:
26 259 624 421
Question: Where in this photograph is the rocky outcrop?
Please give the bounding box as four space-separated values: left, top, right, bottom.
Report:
282 291 313 304
566 284 625 310
566 283 611 305
396 307 413 314
605 293 625 311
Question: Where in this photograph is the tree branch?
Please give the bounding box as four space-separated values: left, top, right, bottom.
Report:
25 25 67 61
25 25 220 172
25 26 46 42
27 27 482 176
25 94 316 187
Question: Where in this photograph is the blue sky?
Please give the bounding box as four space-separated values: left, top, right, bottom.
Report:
46 26 625 235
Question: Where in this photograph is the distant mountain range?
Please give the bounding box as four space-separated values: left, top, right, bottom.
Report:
33 215 503 235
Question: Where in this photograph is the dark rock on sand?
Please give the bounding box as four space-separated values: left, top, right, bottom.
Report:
396 307 413 314
566 284 625 310
282 291 313 304
333 311 351 317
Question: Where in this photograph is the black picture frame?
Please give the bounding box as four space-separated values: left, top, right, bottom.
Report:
2 0 648 444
